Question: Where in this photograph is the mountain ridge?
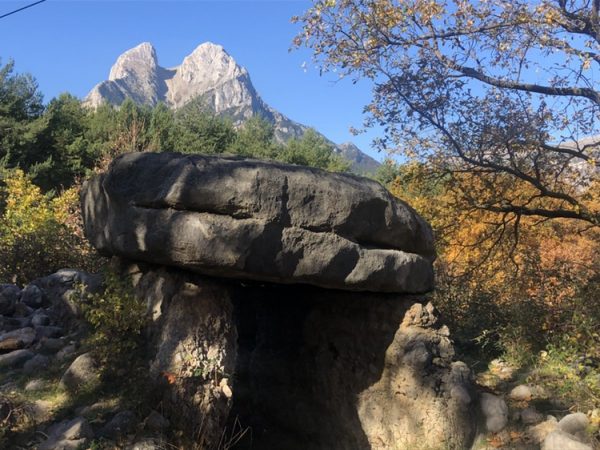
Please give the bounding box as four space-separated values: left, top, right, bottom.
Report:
84 42 380 173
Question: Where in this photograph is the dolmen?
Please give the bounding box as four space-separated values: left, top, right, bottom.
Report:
81 152 475 449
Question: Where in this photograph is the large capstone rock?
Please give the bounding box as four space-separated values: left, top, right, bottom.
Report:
81 152 435 293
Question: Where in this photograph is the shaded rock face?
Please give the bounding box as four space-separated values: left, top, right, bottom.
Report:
129 264 237 449
229 285 474 450
120 262 237 449
121 261 474 450
81 152 434 294
81 153 475 449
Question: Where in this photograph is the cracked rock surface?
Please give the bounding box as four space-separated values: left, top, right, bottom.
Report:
81 152 435 293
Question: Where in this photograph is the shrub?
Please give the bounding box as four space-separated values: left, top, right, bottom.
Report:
388 162 600 375
528 335 600 412
80 268 147 371
0 169 99 284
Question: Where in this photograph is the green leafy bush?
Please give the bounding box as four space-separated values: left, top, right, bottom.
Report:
80 268 147 371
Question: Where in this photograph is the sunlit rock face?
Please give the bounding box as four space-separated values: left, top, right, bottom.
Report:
84 42 381 173
81 153 475 449
86 42 258 113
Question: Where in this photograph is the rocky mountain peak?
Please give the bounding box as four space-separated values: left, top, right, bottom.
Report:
108 42 158 82
166 42 249 108
84 42 381 173
179 42 244 79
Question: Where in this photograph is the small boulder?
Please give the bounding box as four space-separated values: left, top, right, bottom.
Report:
521 406 544 425
39 337 67 354
32 313 51 327
29 399 53 422
0 349 35 368
480 392 508 433
35 325 63 340
0 336 27 352
509 384 533 401
100 410 138 439
0 284 20 315
558 412 589 435
21 284 44 308
144 410 169 432
0 316 24 332
16 316 32 328
59 353 100 392
127 437 166 450
527 415 558 443
23 354 50 374
33 269 102 320
75 399 119 418
0 327 36 348
542 430 592 450
25 378 48 391
13 302 33 318
38 417 94 450
56 343 77 361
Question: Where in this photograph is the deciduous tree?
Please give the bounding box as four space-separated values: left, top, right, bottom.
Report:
295 0 600 225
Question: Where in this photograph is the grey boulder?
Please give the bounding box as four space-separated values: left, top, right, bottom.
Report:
0 284 20 315
521 406 544 425
0 327 36 349
32 313 51 327
480 393 508 433
13 302 34 318
0 349 35 368
81 152 435 293
21 284 44 308
25 378 48 391
558 412 589 435
59 353 100 392
542 430 592 450
39 337 67 354
100 410 138 439
38 417 94 450
126 437 167 450
144 410 169 431
35 325 64 340
32 269 103 322
23 354 50 374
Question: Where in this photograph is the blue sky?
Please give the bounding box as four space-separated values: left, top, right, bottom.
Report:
0 0 385 161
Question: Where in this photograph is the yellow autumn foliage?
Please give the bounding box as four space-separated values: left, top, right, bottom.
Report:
0 169 99 285
389 163 600 360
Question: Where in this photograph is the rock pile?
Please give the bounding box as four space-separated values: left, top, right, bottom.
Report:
0 270 100 374
79 152 476 449
473 372 597 449
0 270 173 449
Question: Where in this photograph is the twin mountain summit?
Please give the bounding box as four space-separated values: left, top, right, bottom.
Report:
85 42 380 173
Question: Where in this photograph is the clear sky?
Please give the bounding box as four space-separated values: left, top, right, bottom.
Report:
0 0 385 161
